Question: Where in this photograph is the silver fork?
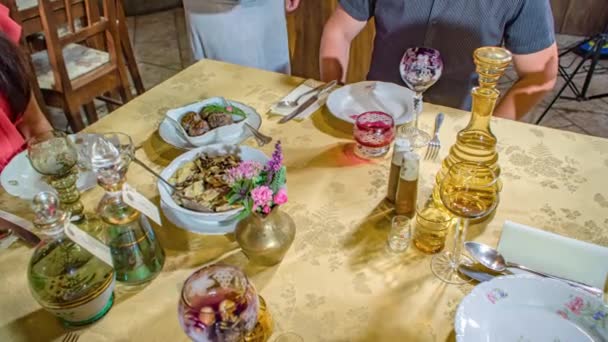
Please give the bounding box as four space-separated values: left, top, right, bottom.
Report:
425 112 444 160
62 332 79 342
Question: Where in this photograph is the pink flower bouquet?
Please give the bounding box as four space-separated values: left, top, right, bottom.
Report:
226 141 287 218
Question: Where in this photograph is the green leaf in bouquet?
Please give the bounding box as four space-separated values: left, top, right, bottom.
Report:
270 166 286 193
227 193 242 205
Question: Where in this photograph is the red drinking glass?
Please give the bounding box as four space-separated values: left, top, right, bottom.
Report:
353 111 396 158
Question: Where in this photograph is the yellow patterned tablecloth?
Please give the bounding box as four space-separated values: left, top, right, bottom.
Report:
1 60 608 341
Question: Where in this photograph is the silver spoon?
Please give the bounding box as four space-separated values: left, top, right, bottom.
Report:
465 241 604 297
131 156 212 212
244 122 272 147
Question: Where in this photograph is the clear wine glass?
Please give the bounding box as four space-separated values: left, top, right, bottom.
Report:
430 162 499 284
399 47 443 145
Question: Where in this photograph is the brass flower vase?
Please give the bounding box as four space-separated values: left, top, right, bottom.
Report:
235 208 295 266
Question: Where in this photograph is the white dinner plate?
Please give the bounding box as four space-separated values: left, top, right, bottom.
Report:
159 100 262 150
456 275 608 342
160 200 238 235
326 81 415 125
0 150 96 200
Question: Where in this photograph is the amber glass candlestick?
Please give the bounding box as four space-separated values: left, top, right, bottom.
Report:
432 47 512 208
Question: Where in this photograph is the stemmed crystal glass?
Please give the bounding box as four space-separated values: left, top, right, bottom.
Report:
430 162 499 284
399 47 443 146
27 131 85 222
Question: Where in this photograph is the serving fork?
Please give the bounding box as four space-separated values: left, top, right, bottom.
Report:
62 332 79 342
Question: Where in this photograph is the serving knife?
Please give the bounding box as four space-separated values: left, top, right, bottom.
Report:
278 80 337 124
0 215 40 247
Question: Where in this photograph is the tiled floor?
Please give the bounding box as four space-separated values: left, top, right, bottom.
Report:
49 8 608 138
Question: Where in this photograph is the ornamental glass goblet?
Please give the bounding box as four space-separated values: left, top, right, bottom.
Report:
430 162 499 284
353 111 396 158
27 131 85 222
399 47 443 144
178 265 262 342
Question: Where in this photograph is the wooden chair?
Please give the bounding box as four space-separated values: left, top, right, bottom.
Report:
33 0 132 132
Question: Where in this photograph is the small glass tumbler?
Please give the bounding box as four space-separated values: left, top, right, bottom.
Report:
353 111 395 159
387 215 412 253
413 203 452 254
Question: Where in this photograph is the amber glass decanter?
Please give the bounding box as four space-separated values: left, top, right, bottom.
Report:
90 133 165 285
432 47 512 207
28 191 115 326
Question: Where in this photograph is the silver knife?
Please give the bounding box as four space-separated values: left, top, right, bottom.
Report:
278 80 337 124
0 214 40 247
459 264 495 283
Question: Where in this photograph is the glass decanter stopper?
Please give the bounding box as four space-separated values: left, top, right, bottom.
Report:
90 133 165 285
432 47 512 207
28 191 115 326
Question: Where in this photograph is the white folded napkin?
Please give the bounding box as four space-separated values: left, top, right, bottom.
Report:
269 79 329 121
497 220 608 290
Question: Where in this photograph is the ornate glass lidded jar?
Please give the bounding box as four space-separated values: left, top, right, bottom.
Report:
433 47 512 207
28 191 115 326
90 133 165 285
178 265 273 342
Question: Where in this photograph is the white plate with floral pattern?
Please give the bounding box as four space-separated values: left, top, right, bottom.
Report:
325 81 415 125
456 275 608 342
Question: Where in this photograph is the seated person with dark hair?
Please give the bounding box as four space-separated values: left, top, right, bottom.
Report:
0 5 52 170
320 0 559 120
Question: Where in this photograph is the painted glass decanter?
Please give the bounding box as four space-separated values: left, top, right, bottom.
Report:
28 191 115 326
90 133 165 285
432 47 512 207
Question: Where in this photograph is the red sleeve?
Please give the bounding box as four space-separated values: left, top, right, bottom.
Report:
0 4 22 44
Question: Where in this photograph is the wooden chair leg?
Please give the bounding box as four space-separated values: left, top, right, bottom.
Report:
83 101 98 124
63 104 85 133
116 0 144 95
103 91 120 111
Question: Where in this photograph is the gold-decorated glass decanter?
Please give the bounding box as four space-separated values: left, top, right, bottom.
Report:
28 191 115 326
432 47 512 207
90 133 165 285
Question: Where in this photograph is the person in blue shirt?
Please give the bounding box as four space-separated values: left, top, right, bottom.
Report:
320 0 559 121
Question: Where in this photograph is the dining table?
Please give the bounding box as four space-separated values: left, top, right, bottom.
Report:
1 59 608 342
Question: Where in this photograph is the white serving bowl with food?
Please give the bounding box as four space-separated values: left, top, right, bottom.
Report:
158 144 270 225
166 97 256 147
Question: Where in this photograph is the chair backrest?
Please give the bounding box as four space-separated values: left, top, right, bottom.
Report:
38 0 122 93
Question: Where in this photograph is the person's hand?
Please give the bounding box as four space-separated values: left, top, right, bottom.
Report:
285 0 301 13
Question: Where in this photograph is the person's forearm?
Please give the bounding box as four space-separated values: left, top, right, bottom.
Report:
494 75 556 121
17 94 52 139
319 29 351 83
